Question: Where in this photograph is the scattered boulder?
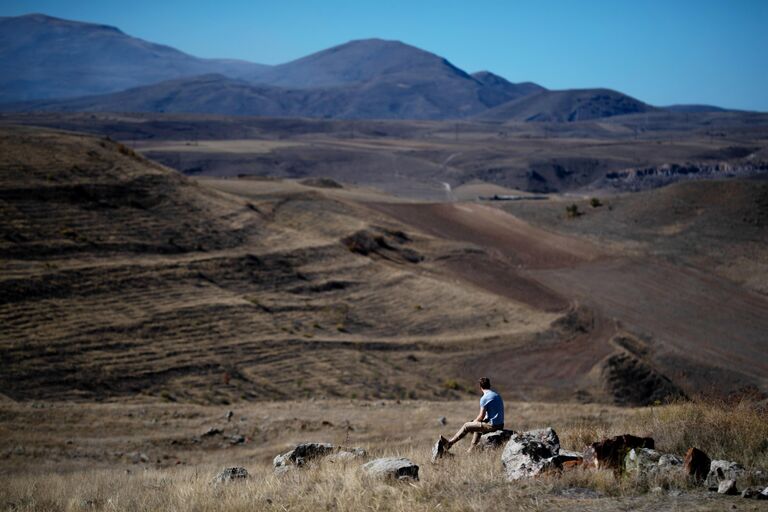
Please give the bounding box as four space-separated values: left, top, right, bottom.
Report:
501 428 561 481
273 442 334 470
341 229 422 264
624 448 682 476
202 427 223 437
741 488 768 500
658 453 683 470
552 449 584 466
706 460 745 489
273 442 366 472
684 447 711 482
583 435 654 471
431 436 450 463
362 457 419 481
225 410 234 422
718 479 738 495
129 452 149 464
213 467 249 484
478 429 515 450
625 448 661 475
230 435 245 445
328 447 367 462
437 416 447 426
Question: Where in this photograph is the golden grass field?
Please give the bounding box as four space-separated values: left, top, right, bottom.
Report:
1 398 767 511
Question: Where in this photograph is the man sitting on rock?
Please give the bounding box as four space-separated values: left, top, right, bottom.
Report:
433 377 504 460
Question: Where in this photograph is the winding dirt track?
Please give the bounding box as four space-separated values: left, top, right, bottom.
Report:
367 201 768 398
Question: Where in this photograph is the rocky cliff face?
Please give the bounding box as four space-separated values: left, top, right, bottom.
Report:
591 161 768 192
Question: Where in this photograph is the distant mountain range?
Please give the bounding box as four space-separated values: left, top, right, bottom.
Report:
0 13 737 121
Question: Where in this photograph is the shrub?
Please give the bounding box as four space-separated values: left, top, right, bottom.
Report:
565 204 582 218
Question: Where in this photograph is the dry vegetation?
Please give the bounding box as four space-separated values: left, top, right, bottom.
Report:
2 123 768 511
1 398 766 511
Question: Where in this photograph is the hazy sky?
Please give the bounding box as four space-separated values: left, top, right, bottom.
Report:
3 0 767 110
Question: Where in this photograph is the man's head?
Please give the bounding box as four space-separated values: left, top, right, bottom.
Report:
478 377 491 390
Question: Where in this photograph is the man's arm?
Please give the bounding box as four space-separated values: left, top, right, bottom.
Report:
473 406 486 423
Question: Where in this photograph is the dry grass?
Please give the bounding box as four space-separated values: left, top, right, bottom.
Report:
1 398 766 511
0 452 726 512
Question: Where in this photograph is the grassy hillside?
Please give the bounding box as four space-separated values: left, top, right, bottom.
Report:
0 125 557 403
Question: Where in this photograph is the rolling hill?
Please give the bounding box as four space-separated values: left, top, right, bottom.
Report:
0 13 266 103
2 124 767 407
3 66 544 120
0 14 546 119
0 125 560 402
476 88 656 122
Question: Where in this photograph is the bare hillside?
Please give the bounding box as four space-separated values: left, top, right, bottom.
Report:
0 126 557 403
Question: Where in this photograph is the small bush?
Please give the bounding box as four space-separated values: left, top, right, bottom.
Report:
443 379 462 391
565 204 582 218
590 197 603 208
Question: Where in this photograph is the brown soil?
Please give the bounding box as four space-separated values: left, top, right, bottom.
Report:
361 200 768 402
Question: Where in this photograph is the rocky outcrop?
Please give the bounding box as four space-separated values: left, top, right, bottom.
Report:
592 161 768 192
328 447 367 462
624 448 682 476
362 457 419 481
478 429 515 450
706 460 745 489
341 228 422 264
718 479 738 495
684 447 711 482
601 352 684 406
213 467 249 484
273 442 366 473
583 435 654 471
741 487 768 500
501 428 563 481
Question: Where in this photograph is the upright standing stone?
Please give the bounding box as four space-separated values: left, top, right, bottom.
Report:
683 447 711 482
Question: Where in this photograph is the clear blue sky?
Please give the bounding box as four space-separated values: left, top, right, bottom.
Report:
3 0 767 110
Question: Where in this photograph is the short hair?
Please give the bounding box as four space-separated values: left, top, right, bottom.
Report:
478 377 491 389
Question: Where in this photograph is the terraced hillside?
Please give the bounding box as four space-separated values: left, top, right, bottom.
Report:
3 125 766 407
0 126 558 403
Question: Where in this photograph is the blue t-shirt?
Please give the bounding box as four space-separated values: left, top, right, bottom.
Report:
480 390 504 426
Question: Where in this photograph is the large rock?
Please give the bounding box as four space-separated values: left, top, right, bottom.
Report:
718 479 738 495
583 435 654 471
551 449 584 467
624 448 683 476
274 442 334 469
213 466 249 484
501 428 562 481
478 429 516 450
741 488 768 500
362 457 419 481
658 453 683 469
328 447 367 462
624 448 661 475
706 460 745 489
273 442 365 472
684 447 711 482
